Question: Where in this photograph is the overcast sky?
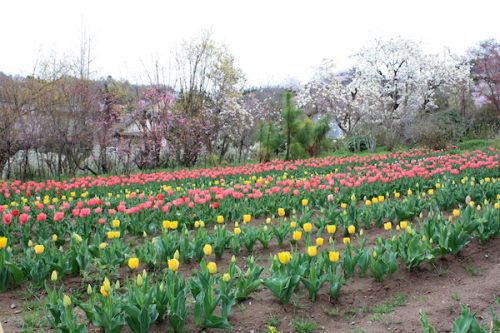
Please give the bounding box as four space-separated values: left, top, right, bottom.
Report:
1 0 499 86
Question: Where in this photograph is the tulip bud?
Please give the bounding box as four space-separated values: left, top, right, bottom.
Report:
136 274 144 286
63 294 72 307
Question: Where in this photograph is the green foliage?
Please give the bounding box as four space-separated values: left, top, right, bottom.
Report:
262 253 305 304
0 247 24 291
419 311 437 333
281 91 331 160
234 257 264 301
413 109 466 149
258 121 283 162
283 91 305 160
452 305 487 333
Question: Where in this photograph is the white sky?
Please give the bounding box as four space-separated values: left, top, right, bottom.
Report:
1 0 499 86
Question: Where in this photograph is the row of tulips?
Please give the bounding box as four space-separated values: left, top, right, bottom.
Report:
1 150 498 223
0 148 452 197
44 202 499 332
0 174 498 291
0 167 497 249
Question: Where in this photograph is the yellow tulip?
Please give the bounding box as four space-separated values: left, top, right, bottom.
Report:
99 242 107 249
452 209 461 217
34 244 45 255
316 237 324 246
343 237 351 245
234 227 241 235
51 270 58 281
207 261 217 274
365 200 372 206
326 225 337 234
329 251 340 262
307 246 318 257
340 203 347 209
216 215 224 224
169 221 179 229
347 225 356 235
51 234 58 242
107 231 120 239
162 220 171 229
378 195 385 202
100 278 111 297
222 273 231 282
243 214 252 223
394 192 401 198
128 257 140 270
168 258 180 272
303 222 312 233
292 230 302 241
384 222 392 231
277 208 285 217
290 221 297 229
0 237 7 249
112 219 121 228
277 251 292 265
73 233 83 243
399 221 408 229
301 199 309 206
203 244 213 256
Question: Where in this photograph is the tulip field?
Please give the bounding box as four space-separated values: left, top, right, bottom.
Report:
0 147 499 332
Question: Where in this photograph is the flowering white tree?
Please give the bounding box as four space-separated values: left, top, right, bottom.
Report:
299 37 471 138
352 37 471 128
297 60 367 135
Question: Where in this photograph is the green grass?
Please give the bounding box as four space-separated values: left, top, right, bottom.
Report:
457 138 500 151
292 319 317 333
343 293 408 323
20 296 49 333
464 265 481 277
267 314 281 327
371 292 407 314
451 292 461 301
324 307 340 317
